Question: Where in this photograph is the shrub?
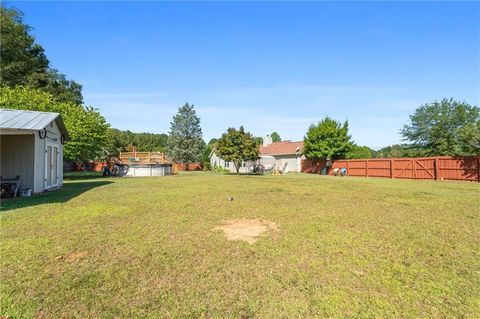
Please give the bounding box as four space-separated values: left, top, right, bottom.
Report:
214 165 229 174
203 162 211 171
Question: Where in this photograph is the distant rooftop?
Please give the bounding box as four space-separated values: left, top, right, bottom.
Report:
259 140 304 156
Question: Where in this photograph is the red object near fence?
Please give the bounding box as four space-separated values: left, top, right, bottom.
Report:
72 161 106 172
176 163 203 171
301 156 480 182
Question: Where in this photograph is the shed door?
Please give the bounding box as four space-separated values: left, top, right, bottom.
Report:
45 142 59 189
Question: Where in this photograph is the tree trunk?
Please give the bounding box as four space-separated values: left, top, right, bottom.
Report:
234 162 240 174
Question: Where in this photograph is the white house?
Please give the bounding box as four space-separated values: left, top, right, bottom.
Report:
209 148 254 173
0 109 70 194
209 135 305 173
259 135 304 172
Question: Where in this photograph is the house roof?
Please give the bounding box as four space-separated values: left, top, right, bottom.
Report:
259 141 304 156
209 147 217 158
0 108 70 140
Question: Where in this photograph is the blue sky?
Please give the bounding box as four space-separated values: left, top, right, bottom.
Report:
12 1 480 148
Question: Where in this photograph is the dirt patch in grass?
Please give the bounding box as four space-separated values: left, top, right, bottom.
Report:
65 251 88 262
214 219 277 244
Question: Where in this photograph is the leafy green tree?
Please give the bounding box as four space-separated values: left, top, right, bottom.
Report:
0 5 48 87
303 117 353 160
375 144 425 158
254 136 263 145
0 86 109 162
0 5 83 105
106 128 168 156
401 98 480 156
167 103 204 165
216 126 259 174
346 145 375 159
207 138 218 147
28 69 83 105
200 144 213 166
197 138 222 170
458 121 480 155
271 132 281 142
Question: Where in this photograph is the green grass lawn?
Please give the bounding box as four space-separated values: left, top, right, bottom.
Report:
1 173 479 318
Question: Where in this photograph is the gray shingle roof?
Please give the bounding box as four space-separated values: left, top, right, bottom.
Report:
0 109 69 140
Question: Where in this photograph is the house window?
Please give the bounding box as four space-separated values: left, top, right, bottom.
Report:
225 161 229 168
242 161 246 167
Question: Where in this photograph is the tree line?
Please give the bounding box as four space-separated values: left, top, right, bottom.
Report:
106 129 169 156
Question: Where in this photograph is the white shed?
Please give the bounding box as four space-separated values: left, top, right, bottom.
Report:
0 109 69 194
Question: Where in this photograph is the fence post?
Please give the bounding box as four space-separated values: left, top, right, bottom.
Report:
413 160 416 179
434 158 440 180
365 160 369 177
390 159 394 178
149 152 151 164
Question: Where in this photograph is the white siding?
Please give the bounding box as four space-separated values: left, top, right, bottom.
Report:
33 132 44 193
0 134 35 190
34 120 64 193
1 113 66 194
210 150 304 173
272 154 304 172
209 151 250 173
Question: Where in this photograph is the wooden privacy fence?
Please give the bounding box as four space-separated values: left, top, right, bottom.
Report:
301 156 480 182
176 163 203 171
67 161 105 172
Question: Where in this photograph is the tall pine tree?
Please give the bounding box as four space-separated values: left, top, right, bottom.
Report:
167 103 204 166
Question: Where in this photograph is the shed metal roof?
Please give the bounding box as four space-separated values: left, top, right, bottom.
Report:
0 108 70 140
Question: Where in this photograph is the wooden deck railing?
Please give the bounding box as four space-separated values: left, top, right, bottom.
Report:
119 152 174 165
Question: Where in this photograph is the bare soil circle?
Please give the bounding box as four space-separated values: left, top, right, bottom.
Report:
214 219 277 244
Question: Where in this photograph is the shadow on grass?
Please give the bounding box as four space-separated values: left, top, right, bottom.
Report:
64 171 103 180
0 180 113 212
226 173 269 176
